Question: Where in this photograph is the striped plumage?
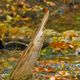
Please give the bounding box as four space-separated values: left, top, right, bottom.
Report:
10 11 49 80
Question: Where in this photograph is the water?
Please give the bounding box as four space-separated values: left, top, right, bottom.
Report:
0 50 80 80
32 55 80 80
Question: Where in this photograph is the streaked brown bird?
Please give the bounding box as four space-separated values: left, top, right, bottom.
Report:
10 10 49 80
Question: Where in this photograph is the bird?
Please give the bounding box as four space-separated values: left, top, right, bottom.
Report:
10 10 49 80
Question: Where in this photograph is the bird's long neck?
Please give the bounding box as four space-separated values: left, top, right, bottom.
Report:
33 11 49 40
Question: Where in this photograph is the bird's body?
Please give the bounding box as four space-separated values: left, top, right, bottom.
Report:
10 11 49 80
